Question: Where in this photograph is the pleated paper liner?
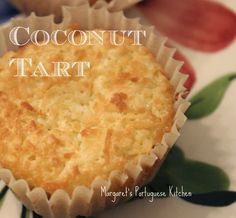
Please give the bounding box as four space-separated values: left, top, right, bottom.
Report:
0 3 190 218
10 0 142 22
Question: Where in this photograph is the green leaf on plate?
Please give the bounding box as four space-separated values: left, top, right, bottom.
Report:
21 206 31 218
186 73 236 119
0 186 8 208
181 191 236 206
148 146 230 195
33 212 42 218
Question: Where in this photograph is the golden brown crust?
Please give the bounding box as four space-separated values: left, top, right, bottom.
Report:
0 30 175 195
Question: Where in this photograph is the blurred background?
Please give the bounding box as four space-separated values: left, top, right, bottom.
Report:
0 0 18 23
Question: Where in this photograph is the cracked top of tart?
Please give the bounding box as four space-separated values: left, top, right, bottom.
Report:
0 30 175 195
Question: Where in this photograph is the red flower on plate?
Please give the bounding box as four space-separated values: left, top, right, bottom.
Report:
138 0 236 90
173 50 196 90
138 0 236 52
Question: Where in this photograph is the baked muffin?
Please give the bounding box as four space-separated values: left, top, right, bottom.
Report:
0 30 174 196
0 4 190 217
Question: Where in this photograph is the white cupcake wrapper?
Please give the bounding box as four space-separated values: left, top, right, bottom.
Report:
10 0 142 22
0 3 190 218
